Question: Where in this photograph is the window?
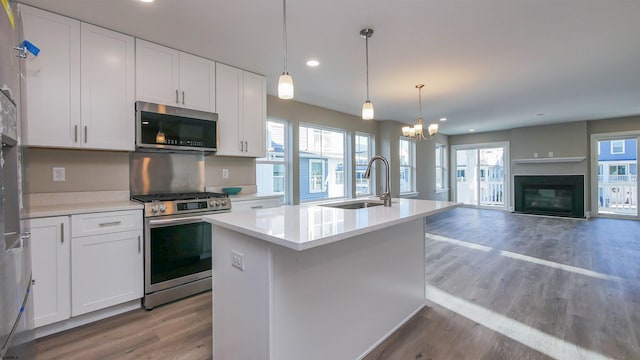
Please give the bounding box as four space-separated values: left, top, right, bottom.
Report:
299 125 346 201
435 143 447 190
457 169 466 182
611 140 625 154
256 120 288 202
399 138 416 193
610 165 627 176
355 133 374 196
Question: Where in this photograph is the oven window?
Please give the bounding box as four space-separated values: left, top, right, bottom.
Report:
150 222 212 284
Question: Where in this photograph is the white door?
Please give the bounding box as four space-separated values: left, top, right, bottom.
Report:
71 230 143 316
80 23 135 150
453 143 509 209
20 5 80 147
592 133 638 218
215 63 242 156
135 39 179 106
179 52 215 112
242 71 266 157
31 217 71 328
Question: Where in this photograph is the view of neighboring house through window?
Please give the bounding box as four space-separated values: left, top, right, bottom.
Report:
435 143 447 190
355 133 374 196
399 138 416 193
256 119 287 203
597 137 637 216
299 125 346 201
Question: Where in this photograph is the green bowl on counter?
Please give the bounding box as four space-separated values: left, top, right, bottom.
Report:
222 187 242 195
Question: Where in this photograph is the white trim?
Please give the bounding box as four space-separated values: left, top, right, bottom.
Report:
511 156 585 164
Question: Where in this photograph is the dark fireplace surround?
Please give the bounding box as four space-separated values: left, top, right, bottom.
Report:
514 175 585 218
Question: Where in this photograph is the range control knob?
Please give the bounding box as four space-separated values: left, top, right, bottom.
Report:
209 200 215 207
220 200 227 207
159 204 167 213
150 205 160 214
215 200 221 207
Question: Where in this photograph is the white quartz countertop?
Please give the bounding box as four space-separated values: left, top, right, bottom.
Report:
203 198 460 251
28 200 143 218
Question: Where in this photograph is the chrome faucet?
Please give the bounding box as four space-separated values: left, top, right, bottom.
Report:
364 155 392 207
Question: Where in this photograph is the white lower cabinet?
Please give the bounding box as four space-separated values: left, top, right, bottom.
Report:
231 197 281 212
30 210 143 327
31 217 71 328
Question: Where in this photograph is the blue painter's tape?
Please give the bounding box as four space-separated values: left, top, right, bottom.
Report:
22 40 40 56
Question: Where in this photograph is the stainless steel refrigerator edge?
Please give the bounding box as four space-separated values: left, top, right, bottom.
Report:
0 2 35 359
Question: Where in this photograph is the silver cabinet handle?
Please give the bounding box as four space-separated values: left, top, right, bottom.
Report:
99 221 122 227
250 205 264 209
14 46 27 58
74 125 78 143
245 141 248 153
84 126 88 143
138 235 141 253
61 223 64 243
182 91 185 105
176 89 179 104
240 141 243 152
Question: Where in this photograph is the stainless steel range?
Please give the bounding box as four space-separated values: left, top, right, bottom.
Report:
130 153 230 309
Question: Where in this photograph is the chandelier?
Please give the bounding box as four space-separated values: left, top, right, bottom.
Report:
402 84 438 141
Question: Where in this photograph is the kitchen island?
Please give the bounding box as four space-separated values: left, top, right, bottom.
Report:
203 198 459 360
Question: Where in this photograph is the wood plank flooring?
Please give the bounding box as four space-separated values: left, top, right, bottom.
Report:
35 208 640 359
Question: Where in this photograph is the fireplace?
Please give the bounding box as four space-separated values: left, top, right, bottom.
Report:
514 175 584 218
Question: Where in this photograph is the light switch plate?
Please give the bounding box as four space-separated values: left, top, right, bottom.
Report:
222 168 229 179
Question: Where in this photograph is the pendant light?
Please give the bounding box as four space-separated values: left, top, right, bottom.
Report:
278 0 294 99
360 28 374 120
402 84 439 141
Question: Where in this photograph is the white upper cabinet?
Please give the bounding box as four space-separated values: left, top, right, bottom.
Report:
20 5 135 150
80 23 135 151
20 5 80 148
216 63 266 157
136 39 215 112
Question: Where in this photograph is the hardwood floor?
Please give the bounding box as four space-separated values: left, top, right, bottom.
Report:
35 208 640 359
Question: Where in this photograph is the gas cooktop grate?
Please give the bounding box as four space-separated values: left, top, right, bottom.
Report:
131 192 228 203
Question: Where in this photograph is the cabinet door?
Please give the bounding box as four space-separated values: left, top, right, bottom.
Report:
179 52 215 112
135 39 179 106
215 63 243 156
71 230 143 316
81 23 135 151
30 217 71 328
242 72 266 157
20 5 80 148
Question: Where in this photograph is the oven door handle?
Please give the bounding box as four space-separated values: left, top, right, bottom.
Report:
148 216 205 227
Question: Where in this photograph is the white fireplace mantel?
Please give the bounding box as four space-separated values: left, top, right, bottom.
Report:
512 156 586 164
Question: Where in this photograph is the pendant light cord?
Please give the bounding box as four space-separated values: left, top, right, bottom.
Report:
418 85 423 119
365 34 370 101
282 0 288 74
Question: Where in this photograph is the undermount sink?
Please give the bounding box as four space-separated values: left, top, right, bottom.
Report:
320 200 385 209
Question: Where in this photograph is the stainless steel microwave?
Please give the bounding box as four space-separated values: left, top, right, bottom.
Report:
135 101 218 153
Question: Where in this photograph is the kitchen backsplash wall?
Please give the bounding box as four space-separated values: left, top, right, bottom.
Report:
26 148 130 193
27 148 257 194
204 156 256 188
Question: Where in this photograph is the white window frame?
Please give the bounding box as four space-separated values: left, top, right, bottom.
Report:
399 137 416 194
256 118 290 203
435 143 448 191
355 132 375 197
611 140 625 154
309 159 325 194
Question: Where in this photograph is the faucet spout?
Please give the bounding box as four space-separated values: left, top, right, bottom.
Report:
364 155 391 206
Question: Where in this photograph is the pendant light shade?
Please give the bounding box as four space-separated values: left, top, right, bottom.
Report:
278 0 294 99
362 100 374 120
278 73 294 99
360 28 374 120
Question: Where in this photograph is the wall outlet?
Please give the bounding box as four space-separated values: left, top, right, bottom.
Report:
231 250 244 271
222 168 229 179
52 167 65 182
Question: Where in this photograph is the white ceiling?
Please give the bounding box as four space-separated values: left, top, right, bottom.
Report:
19 0 640 135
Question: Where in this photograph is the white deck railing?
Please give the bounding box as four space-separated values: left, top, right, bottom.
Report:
480 181 504 206
598 181 637 215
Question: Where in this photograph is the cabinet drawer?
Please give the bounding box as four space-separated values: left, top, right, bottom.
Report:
231 198 281 212
72 210 142 237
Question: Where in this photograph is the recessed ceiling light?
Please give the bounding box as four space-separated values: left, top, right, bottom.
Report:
440 117 447 122
469 129 476 132
306 59 320 67
139 0 154 3
536 113 544 117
